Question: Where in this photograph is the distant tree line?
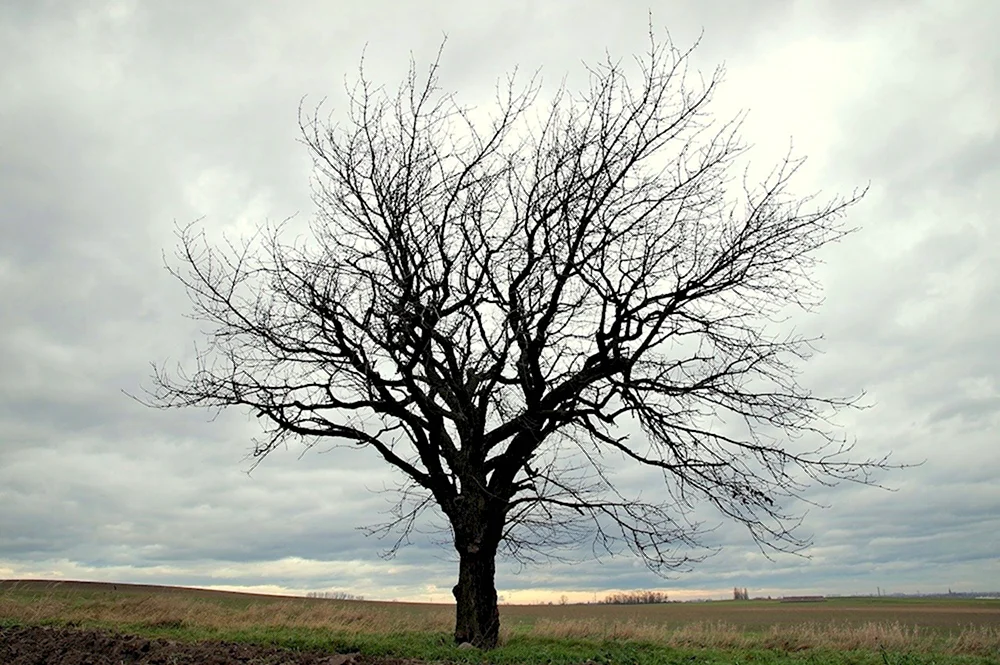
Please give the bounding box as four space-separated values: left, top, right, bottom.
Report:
733 587 749 600
306 591 365 601
600 590 670 605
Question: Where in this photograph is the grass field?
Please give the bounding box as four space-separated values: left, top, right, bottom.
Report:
2 580 999 664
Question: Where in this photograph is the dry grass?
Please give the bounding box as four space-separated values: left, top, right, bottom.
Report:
2 581 998 657
524 617 1000 655
0 587 453 634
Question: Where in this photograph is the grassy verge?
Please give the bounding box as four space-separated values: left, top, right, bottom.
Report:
2 584 998 664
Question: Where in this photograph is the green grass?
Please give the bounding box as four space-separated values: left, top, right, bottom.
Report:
4 621 998 665
2 581 998 664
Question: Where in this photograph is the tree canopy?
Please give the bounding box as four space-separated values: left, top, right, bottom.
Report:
146 32 891 647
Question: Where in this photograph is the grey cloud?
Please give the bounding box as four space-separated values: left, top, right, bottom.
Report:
1 0 998 600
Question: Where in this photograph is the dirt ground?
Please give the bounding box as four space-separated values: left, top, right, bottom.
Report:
0 625 413 665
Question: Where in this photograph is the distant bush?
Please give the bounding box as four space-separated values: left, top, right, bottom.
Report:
600 590 669 605
306 591 364 601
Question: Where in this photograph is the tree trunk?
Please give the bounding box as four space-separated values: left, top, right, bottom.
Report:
452 545 500 648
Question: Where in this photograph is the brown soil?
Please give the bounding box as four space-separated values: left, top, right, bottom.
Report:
0 625 416 665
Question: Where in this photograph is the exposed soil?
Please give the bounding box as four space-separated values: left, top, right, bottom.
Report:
0 625 417 665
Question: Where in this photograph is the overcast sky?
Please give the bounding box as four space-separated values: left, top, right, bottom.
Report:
1 0 998 604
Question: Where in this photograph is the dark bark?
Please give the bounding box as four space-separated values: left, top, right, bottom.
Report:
451 543 500 648
449 491 502 648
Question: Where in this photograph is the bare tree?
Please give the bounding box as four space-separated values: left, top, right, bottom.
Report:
143 31 892 648
602 590 670 605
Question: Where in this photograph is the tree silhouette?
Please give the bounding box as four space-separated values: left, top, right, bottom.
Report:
144 30 891 648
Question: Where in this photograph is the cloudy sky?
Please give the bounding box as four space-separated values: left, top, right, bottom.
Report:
2 0 997 604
